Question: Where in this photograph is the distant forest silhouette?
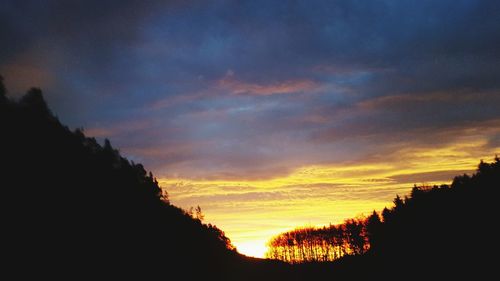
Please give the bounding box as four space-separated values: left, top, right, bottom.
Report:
266 155 498 277
1 76 497 279
267 217 370 262
267 163 500 264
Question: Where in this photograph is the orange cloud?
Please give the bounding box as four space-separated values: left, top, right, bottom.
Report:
84 127 115 138
0 54 54 96
159 137 499 258
357 90 500 110
84 120 153 138
218 74 320 96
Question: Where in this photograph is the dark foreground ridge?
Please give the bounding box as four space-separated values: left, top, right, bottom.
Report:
0 78 275 279
1 77 497 279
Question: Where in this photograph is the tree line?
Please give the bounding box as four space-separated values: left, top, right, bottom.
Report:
266 215 379 263
266 156 500 264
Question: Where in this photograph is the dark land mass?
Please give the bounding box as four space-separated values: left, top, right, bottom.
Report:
1 78 497 279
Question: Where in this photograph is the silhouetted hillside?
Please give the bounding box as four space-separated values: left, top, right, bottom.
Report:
2 76 497 279
365 157 499 278
0 78 242 278
268 157 499 278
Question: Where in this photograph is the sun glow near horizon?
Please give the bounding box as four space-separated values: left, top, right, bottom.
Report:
159 143 498 258
3 0 500 266
234 240 269 258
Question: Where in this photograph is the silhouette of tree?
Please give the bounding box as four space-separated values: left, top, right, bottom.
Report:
19 87 51 115
393 195 404 211
381 207 391 222
365 211 382 250
266 218 369 263
160 188 170 203
195 205 205 221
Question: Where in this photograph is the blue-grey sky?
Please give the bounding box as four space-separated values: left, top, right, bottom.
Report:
2 0 500 257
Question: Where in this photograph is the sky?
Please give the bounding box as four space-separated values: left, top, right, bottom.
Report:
1 0 500 258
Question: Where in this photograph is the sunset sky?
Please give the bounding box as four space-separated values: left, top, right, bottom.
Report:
1 0 500 257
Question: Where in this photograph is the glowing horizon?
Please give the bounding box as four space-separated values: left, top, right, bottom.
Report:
3 0 500 259
160 147 498 258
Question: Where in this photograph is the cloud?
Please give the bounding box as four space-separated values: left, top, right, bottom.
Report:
0 51 55 96
2 0 500 257
487 133 500 149
217 72 321 96
389 170 475 184
3 0 495 184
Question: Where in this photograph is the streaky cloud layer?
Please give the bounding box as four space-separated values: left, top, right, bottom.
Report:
1 0 500 257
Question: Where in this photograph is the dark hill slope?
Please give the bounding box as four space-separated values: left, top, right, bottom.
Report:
2 77 497 279
296 157 500 279
370 158 499 278
0 81 241 278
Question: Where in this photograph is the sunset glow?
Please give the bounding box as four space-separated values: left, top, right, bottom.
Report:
161 142 498 257
2 0 500 260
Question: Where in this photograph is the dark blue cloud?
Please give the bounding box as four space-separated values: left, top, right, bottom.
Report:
1 0 500 178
